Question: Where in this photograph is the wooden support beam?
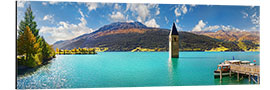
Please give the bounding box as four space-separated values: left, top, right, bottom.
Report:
229 70 231 77
251 75 258 83
237 72 239 81
257 75 260 84
220 71 222 81
251 76 257 83
248 74 251 82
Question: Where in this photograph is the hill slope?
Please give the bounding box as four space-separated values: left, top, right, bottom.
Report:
192 30 260 44
53 22 257 51
192 30 260 51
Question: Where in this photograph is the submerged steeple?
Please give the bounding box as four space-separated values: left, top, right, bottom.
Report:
170 22 179 35
169 22 179 58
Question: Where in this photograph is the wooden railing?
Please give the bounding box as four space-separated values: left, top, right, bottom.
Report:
230 64 260 76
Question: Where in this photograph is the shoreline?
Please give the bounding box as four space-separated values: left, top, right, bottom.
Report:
56 53 97 55
16 57 54 76
95 51 260 52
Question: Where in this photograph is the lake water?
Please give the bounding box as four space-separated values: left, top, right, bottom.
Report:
17 52 260 89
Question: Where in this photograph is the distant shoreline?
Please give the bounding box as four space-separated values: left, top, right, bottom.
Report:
93 51 260 52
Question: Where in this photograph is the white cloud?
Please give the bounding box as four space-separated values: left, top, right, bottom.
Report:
176 24 182 31
17 1 25 8
85 3 98 12
176 19 179 23
192 20 206 31
109 12 126 22
204 25 220 31
114 3 120 10
49 1 59 5
78 9 85 18
192 20 247 32
193 24 242 32
242 11 248 18
39 9 93 44
42 2 47 6
189 4 196 11
42 1 60 6
43 15 54 23
164 16 169 24
145 19 160 28
174 5 195 17
181 5 187 14
250 6 255 9
251 26 257 30
221 25 231 31
124 3 161 27
174 5 188 17
126 20 135 23
190 4 196 7
220 25 242 31
136 17 142 22
251 12 260 28
155 7 160 15
174 8 181 17
127 4 149 22
126 3 158 23
242 8 260 30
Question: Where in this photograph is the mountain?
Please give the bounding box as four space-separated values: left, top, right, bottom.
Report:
96 21 149 32
191 30 259 51
192 30 260 44
53 22 257 51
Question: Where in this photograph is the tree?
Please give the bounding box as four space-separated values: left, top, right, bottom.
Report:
17 5 55 67
49 45 56 57
72 48 76 52
17 26 40 63
40 37 51 60
18 5 39 39
56 48 59 52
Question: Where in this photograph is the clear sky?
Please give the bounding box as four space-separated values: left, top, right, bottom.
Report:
16 1 260 44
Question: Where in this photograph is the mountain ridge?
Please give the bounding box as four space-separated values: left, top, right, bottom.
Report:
192 30 260 44
53 22 259 51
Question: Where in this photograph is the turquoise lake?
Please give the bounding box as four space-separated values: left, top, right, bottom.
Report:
17 52 260 89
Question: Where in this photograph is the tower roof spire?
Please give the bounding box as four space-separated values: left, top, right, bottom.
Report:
170 22 179 35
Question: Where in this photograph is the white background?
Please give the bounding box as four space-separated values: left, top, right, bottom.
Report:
0 0 269 90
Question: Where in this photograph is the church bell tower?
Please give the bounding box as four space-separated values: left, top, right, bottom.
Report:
169 23 179 58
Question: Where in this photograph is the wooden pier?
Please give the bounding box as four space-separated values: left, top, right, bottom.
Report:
219 64 260 84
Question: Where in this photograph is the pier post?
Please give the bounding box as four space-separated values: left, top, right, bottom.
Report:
257 76 260 84
220 71 222 81
248 74 251 82
229 70 231 77
237 72 239 81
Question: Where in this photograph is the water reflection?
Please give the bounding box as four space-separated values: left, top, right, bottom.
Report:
17 60 53 78
168 58 179 85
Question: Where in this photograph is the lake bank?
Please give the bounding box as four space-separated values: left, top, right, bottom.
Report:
55 48 97 55
17 57 55 76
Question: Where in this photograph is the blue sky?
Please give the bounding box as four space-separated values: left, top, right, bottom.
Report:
17 1 260 44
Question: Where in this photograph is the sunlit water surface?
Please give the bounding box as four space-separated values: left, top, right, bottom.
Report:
17 52 260 89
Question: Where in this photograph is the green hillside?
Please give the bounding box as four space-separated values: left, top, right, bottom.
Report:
53 22 258 52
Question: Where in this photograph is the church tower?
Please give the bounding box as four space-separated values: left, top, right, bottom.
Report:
169 23 179 58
